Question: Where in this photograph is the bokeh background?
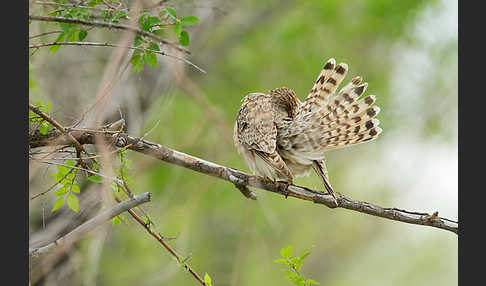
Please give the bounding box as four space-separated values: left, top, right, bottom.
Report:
29 0 458 285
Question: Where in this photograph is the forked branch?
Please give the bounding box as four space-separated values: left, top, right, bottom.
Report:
29 192 152 258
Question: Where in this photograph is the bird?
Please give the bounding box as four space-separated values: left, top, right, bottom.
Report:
233 58 382 203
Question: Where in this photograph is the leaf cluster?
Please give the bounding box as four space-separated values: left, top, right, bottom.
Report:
275 246 320 286
130 8 199 73
29 101 52 135
50 160 80 213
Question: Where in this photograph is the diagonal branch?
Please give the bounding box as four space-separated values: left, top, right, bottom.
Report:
28 15 189 54
29 192 151 258
113 194 208 286
29 126 459 234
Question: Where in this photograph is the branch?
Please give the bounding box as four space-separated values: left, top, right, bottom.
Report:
28 41 206 73
29 127 459 234
113 194 208 286
29 192 151 258
29 103 89 170
28 15 190 54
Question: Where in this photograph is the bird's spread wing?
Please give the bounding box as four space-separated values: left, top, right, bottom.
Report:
235 93 277 154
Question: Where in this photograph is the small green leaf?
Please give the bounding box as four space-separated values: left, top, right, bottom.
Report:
133 35 145 47
148 42 160 51
112 216 121 226
143 52 158 67
78 30 88 41
50 33 65 53
51 197 65 212
173 22 182 37
204 273 212 286
71 185 80 193
146 16 161 29
138 12 149 28
54 186 69 196
178 30 189 46
88 175 103 183
60 22 74 33
280 246 293 258
130 51 143 72
274 259 288 264
166 7 177 19
306 278 320 285
180 16 199 26
39 122 49 135
67 193 79 212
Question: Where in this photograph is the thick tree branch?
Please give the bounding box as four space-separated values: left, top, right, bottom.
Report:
28 15 190 54
29 192 152 258
29 127 459 234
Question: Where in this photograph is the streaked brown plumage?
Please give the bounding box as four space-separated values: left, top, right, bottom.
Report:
233 58 382 199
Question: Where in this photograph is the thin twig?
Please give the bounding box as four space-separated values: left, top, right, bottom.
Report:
35 1 129 12
28 41 206 73
113 194 208 286
30 168 76 200
28 15 190 54
29 30 63 40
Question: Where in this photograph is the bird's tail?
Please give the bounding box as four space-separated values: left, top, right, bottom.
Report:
290 59 382 155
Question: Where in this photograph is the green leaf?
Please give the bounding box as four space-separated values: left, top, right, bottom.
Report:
299 252 311 262
50 33 65 53
274 259 288 264
51 197 65 212
67 193 79 212
133 35 145 47
180 16 199 26
71 185 80 193
204 273 212 286
143 52 158 67
148 42 160 51
138 12 149 28
112 216 121 226
166 7 177 19
306 278 320 285
178 30 189 46
78 30 88 41
88 175 103 183
280 246 293 258
173 22 182 37
39 122 49 135
130 51 143 73
60 21 74 33
146 16 161 29
54 186 69 196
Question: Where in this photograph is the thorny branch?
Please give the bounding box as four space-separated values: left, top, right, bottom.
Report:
29 124 459 234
